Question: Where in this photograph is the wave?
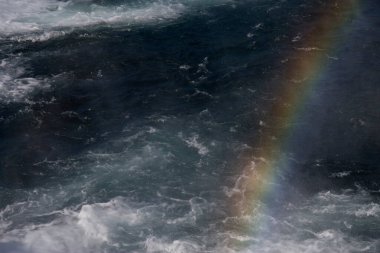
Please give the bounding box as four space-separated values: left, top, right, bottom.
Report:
2 188 378 253
0 197 147 253
0 0 229 39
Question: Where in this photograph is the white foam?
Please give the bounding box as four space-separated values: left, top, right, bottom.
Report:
312 190 380 218
145 237 201 253
184 134 209 155
0 0 63 35
52 2 185 28
10 30 69 43
0 205 13 234
77 198 143 244
0 197 145 253
166 197 208 225
0 57 49 103
354 203 380 217
0 0 184 38
0 0 230 40
329 171 352 178
244 229 374 253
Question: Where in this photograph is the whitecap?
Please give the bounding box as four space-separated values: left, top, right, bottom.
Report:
0 57 50 103
0 197 145 253
0 0 231 40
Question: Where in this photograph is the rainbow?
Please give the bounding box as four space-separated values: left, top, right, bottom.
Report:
229 0 360 242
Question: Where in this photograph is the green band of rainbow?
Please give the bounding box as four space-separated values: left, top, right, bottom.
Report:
229 0 360 240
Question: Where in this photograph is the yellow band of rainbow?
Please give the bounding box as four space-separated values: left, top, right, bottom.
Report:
228 0 360 239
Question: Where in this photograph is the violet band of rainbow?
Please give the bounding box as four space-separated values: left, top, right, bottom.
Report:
228 0 360 237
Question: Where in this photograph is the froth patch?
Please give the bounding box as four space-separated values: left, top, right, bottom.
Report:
0 58 49 103
145 237 202 253
0 0 186 38
0 197 144 253
182 134 209 156
78 197 143 244
243 229 374 253
0 0 233 40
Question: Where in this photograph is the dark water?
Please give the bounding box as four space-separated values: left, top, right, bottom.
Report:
0 0 379 252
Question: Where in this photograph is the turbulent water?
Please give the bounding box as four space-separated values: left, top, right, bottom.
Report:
0 0 379 252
